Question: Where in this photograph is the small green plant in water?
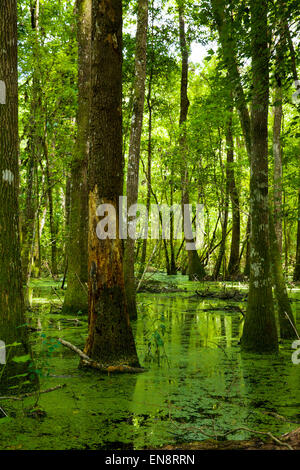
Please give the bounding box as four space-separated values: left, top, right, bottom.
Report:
140 302 169 365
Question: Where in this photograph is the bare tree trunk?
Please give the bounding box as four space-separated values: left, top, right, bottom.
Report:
83 0 140 367
124 0 148 319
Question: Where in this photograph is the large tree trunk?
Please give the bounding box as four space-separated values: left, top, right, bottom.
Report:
0 0 37 393
178 5 205 281
241 0 278 353
226 111 240 277
83 0 140 368
63 0 90 314
123 0 148 320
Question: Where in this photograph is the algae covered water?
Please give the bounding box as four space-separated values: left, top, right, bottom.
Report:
0 275 299 450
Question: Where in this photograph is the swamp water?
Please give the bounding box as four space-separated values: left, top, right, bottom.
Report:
0 275 299 450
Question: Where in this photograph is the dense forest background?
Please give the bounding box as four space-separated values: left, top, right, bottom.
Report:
14 0 299 289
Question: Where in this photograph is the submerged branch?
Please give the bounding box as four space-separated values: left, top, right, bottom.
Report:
58 338 146 374
0 384 66 401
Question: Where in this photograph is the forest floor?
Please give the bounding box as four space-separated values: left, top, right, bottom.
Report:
0 274 299 450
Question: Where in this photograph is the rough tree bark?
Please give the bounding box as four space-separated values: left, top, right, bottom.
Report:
0 0 37 393
83 0 140 368
63 0 90 314
123 0 148 320
241 0 278 353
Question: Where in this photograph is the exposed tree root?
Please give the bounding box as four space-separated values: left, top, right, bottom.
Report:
58 338 146 374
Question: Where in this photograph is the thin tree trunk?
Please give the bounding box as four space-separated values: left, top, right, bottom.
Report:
213 124 230 280
178 5 205 281
139 77 152 276
269 211 296 339
243 215 251 277
211 0 251 159
273 84 283 252
63 0 91 314
44 137 58 278
213 204 229 280
226 110 240 277
22 0 41 286
83 0 140 367
169 162 177 275
241 0 278 353
124 0 148 319
272 18 285 253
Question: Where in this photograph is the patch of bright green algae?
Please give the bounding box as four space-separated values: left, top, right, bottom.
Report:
0 274 299 449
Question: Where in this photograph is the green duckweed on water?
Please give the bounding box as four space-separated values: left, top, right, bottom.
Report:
0 274 299 450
